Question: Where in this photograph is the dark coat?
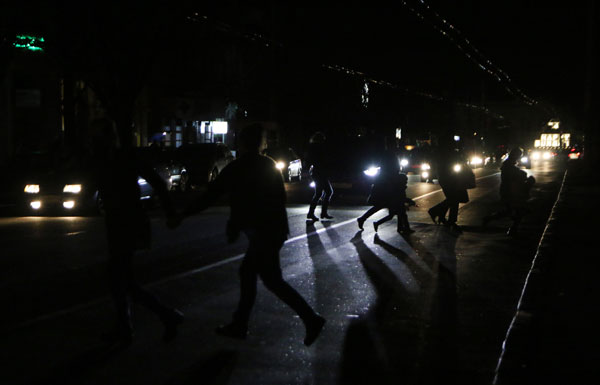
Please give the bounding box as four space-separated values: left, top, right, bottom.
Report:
436 150 470 204
191 153 289 242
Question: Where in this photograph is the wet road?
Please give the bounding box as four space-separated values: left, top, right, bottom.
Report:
1 160 565 385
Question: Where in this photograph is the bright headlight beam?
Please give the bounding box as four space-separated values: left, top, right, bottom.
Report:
30 201 41 209
400 159 409 167
63 184 82 193
453 164 462 173
24 184 40 193
63 200 75 209
421 163 430 170
520 156 528 163
363 166 381 177
275 162 285 170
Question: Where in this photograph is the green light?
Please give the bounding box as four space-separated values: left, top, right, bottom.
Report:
13 34 45 52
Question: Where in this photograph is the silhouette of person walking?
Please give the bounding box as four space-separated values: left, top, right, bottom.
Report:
427 140 472 233
305 131 334 221
483 147 535 236
357 150 416 234
89 117 183 346
171 123 326 346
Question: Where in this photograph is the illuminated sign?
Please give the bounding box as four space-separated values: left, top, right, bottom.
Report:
13 34 45 52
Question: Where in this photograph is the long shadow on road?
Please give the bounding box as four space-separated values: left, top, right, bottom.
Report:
339 228 459 385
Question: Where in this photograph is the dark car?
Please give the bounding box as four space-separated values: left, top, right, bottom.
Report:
135 147 189 191
174 143 235 188
318 135 393 193
399 147 437 183
263 147 303 182
17 151 155 215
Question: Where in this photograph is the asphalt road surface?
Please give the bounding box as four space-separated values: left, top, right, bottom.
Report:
1 160 565 385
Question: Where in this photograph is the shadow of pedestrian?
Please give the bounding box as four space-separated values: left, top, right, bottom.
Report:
163 350 238 385
409 232 459 385
338 231 418 385
306 222 354 383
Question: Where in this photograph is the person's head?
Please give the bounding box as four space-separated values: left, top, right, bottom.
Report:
309 131 326 144
239 123 266 154
508 147 523 162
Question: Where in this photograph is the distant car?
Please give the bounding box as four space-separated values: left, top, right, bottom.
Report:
263 147 303 182
135 147 189 192
174 143 235 187
465 151 492 169
18 151 155 215
399 147 438 183
317 135 392 193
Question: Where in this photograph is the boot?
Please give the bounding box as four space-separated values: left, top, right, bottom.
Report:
307 203 319 221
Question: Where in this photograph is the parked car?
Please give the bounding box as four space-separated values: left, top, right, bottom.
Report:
135 147 189 191
263 147 303 182
174 143 235 187
17 151 155 215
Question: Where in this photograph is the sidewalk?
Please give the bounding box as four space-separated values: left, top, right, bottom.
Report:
494 159 599 384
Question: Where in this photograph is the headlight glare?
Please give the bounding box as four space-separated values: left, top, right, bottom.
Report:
24 184 40 194
470 156 483 165
363 166 381 177
520 156 528 163
421 163 431 170
400 159 409 167
453 164 462 173
63 184 82 193
275 161 285 170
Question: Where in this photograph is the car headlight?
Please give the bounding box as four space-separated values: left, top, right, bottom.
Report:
400 158 409 167
24 184 40 194
470 156 483 165
275 161 285 170
421 163 431 170
542 151 551 159
363 166 381 177
63 184 82 193
531 151 541 160
520 156 528 163
63 200 75 209
309 181 316 188
422 171 429 179
137 177 148 185
453 164 462 173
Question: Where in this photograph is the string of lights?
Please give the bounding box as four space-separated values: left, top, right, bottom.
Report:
401 0 546 112
186 12 505 121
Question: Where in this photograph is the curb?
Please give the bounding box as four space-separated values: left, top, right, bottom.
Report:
492 169 569 384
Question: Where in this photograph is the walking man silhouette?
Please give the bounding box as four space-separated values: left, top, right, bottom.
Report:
89 117 183 346
171 123 326 346
305 131 334 221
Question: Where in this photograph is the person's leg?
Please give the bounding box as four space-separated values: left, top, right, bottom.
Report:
374 208 395 232
106 248 134 344
320 179 334 219
257 237 325 345
357 206 383 229
307 181 324 221
128 267 184 341
428 200 449 224
507 205 525 236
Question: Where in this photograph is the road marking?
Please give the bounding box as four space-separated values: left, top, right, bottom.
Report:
12 172 500 330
